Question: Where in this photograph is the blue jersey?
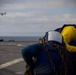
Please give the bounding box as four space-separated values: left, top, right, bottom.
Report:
21 42 74 75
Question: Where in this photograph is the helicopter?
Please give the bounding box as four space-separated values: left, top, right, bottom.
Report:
0 12 6 16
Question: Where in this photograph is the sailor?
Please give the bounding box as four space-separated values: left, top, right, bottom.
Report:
55 24 76 52
21 31 74 75
55 24 76 74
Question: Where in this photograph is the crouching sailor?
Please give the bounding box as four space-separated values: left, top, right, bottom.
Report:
55 24 76 74
21 31 74 75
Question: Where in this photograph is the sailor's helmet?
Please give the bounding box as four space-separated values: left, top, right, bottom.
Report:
45 30 63 43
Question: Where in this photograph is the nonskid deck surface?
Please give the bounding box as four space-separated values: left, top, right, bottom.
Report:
0 41 37 75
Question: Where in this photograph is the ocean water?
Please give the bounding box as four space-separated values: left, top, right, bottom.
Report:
0 36 42 42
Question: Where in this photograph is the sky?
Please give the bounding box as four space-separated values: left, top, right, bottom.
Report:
0 0 76 36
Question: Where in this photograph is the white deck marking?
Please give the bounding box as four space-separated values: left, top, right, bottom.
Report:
15 71 24 75
17 44 22 46
0 58 24 69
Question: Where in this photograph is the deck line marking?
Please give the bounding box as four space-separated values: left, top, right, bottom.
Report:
0 58 24 69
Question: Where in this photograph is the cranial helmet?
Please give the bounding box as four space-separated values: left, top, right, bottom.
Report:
45 30 63 43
